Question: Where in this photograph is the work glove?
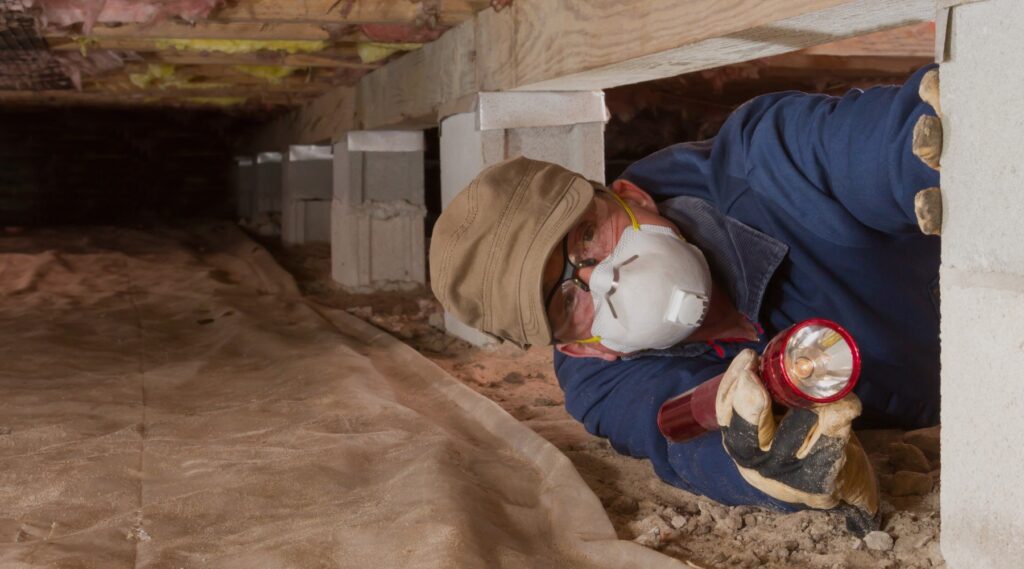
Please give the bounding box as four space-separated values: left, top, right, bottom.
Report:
913 68 943 235
715 349 880 535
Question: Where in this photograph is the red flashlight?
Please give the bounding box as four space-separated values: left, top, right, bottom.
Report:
657 319 861 443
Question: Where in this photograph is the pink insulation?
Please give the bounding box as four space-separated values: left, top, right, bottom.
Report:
54 49 137 90
27 0 221 34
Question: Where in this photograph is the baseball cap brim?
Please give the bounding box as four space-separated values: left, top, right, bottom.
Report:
515 174 595 347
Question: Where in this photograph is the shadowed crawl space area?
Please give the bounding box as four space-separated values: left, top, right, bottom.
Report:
271 242 945 569
0 224 683 569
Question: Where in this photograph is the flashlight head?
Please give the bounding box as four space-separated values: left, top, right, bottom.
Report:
760 319 861 407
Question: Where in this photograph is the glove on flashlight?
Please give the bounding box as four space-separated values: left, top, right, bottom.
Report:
658 319 860 443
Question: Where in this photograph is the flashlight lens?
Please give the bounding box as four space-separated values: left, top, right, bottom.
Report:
783 323 854 399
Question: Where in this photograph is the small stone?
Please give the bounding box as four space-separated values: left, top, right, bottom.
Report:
670 515 687 529
888 442 932 473
718 511 744 532
884 470 935 497
0 426 11 435
742 513 760 528
502 371 525 385
864 530 894 551
609 495 639 515
903 427 941 461
427 312 445 329
851 537 865 550
633 528 661 548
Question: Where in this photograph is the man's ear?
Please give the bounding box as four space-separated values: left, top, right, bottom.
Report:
609 179 658 214
556 342 619 362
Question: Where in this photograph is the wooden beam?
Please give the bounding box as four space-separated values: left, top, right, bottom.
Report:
356 20 475 129
485 0 936 91
353 0 937 129
0 90 313 107
241 87 358 152
209 0 478 26
47 22 333 42
802 21 934 57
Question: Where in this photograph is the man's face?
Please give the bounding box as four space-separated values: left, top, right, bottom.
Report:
541 179 680 360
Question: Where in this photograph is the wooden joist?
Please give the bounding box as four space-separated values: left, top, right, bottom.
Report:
209 0 481 26
476 0 936 91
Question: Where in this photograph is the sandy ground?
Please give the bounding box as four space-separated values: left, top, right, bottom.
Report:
270 241 945 569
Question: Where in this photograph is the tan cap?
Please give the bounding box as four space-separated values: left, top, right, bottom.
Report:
430 156 595 348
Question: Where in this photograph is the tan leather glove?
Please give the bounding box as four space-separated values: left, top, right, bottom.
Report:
913 67 943 235
716 349 880 535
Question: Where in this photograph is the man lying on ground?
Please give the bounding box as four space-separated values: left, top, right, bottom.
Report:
428 65 943 534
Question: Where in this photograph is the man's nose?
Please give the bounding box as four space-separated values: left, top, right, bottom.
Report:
577 265 595 285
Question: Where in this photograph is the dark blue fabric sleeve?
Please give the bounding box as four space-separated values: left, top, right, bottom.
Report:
622 65 941 246
554 350 799 510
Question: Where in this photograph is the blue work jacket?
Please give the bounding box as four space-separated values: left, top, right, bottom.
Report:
554 65 941 510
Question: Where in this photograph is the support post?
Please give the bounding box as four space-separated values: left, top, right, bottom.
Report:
252 151 283 237
438 91 606 346
331 131 427 291
233 156 255 222
282 145 333 245
941 2 1024 568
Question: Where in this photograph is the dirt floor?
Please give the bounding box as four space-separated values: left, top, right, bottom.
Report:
268 241 944 569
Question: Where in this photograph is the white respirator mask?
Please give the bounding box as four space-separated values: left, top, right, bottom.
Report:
588 211 712 354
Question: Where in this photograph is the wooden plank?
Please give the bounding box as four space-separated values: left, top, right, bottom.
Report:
44 22 333 41
0 90 315 107
356 19 476 128
107 49 372 69
802 21 934 57
352 0 937 129
496 0 937 91
210 0 477 26
49 37 358 57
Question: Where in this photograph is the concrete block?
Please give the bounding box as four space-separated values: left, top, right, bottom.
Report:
363 152 425 204
333 141 424 206
477 91 607 131
284 145 333 201
940 278 1024 569
282 199 331 245
347 130 424 152
255 152 282 215
331 199 426 291
941 0 1024 275
940 2 1024 568
506 122 606 184
234 157 256 220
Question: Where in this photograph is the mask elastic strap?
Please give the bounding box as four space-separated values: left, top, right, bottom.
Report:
605 188 685 242
606 191 640 231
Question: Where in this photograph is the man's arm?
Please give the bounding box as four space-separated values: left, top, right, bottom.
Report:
623 65 941 244
554 350 800 510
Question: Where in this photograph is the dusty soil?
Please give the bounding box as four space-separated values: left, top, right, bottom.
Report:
269 241 944 569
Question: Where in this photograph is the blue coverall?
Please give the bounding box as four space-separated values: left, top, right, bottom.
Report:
554 65 941 510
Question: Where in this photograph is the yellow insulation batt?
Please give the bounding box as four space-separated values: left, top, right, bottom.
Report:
233 65 299 84
154 39 329 54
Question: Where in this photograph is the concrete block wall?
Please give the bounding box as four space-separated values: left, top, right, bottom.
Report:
941 1 1024 568
330 134 427 291
282 145 332 244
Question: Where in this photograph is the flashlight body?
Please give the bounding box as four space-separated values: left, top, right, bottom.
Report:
657 319 860 443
